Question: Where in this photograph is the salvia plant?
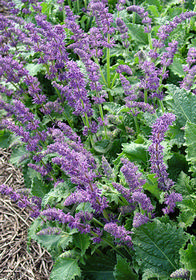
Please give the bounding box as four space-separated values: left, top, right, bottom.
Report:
1 0 196 279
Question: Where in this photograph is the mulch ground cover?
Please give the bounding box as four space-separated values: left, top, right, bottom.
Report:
0 148 53 280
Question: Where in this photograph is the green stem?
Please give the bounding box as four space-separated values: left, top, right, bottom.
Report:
159 99 165 113
107 34 111 88
102 238 128 259
68 0 72 9
148 32 153 49
77 0 80 13
84 0 87 10
99 104 108 139
94 56 107 85
144 90 148 103
132 0 136 24
111 72 118 89
133 115 140 135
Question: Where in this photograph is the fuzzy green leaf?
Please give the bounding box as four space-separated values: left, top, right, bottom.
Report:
127 23 148 45
143 174 161 200
166 85 196 127
180 238 196 280
50 257 81 280
41 181 71 208
82 254 116 280
184 122 196 175
169 58 185 78
73 233 90 256
122 142 148 164
31 176 49 199
133 220 189 279
0 130 11 148
113 255 138 280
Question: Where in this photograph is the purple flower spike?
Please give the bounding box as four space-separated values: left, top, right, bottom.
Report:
132 212 149 228
104 222 133 247
162 192 182 214
148 113 176 190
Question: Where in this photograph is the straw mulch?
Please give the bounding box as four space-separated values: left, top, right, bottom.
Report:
0 148 53 280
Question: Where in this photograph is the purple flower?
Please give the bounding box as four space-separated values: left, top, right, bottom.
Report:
162 192 182 214
37 227 62 235
157 11 196 41
104 222 132 247
132 191 154 213
117 65 132 75
148 113 176 190
120 158 146 192
127 5 152 33
132 212 149 228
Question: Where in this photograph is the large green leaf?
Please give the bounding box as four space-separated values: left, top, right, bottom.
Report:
132 220 189 279
169 58 185 78
113 255 138 280
122 142 148 164
82 254 116 280
184 122 196 175
50 257 81 280
127 23 148 45
31 176 49 199
180 237 196 280
166 84 196 127
73 233 90 256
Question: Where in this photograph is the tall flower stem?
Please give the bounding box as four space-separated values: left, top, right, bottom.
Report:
132 0 136 24
106 34 113 102
144 89 148 103
77 0 80 13
148 32 153 49
99 104 108 139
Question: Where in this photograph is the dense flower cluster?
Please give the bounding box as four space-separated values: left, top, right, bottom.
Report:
0 1 193 277
148 113 176 190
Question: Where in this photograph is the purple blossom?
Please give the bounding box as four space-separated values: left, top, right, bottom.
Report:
117 65 132 75
162 192 182 214
170 268 190 279
120 158 146 192
132 191 154 213
127 5 152 33
0 184 41 218
148 113 176 190
104 222 132 247
132 212 149 228
102 156 114 179
157 11 196 41
37 227 62 235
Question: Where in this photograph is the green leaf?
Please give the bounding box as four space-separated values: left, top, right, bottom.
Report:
127 23 148 45
82 254 116 280
184 122 196 175
113 255 138 280
25 63 43 76
133 220 189 279
10 146 28 165
41 181 71 208
176 172 196 196
122 142 148 164
143 174 161 200
180 237 196 280
93 139 112 154
34 233 71 252
167 152 189 181
169 58 185 78
31 176 49 199
50 258 81 280
166 85 196 127
147 5 159 17
0 130 11 148
73 233 90 256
